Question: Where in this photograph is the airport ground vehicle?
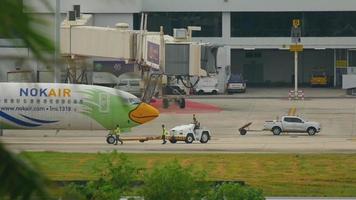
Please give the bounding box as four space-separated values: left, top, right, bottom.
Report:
227 74 246 93
310 70 328 87
115 79 141 96
263 116 321 136
194 77 219 95
169 124 211 143
106 124 211 144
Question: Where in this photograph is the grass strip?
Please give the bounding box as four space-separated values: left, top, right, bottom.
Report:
21 152 356 197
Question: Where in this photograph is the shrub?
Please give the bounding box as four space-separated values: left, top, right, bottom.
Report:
141 160 208 200
62 151 139 200
207 183 265 200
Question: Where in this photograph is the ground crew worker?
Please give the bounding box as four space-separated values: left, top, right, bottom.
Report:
161 124 169 144
192 114 197 124
113 124 123 145
192 114 200 129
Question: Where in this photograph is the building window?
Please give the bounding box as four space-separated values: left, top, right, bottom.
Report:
134 12 222 37
303 12 356 37
231 11 356 37
231 12 300 37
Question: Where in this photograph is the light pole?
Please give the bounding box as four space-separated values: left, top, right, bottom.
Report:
290 19 302 99
54 0 60 83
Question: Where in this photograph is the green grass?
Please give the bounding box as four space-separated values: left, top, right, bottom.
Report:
21 152 356 197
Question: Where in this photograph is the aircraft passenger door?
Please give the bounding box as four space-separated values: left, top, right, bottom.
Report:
99 93 109 113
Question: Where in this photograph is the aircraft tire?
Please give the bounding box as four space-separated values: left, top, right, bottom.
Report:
106 135 116 144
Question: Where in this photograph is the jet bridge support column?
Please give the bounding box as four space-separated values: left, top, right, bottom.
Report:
64 56 88 84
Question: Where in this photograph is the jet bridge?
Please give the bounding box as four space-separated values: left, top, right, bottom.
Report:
60 6 220 104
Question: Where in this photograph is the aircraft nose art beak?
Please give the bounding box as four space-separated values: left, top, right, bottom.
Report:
129 103 159 124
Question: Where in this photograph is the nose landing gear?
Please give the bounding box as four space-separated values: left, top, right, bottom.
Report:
106 134 116 144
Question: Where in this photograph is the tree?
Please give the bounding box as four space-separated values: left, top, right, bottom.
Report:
0 0 54 61
63 152 139 200
141 160 209 200
0 143 49 199
0 0 54 199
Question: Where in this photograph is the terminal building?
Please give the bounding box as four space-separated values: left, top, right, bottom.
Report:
1 0 356 88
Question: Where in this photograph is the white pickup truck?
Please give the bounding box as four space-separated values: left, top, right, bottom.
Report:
264 116 321 136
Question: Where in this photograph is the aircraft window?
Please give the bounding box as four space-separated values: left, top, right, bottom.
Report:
36 99 41 104
16 99 20 103
55 99 59 104
43 99 47 104
4 99 7 103
73 99 77 104
30 99 34 104
128 98 141 105
49 99 53 104
61 99 65 104
67 99 71 104
79 99 83 104
10 99 14 103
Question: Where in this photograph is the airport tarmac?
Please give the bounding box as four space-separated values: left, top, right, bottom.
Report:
1 98 356 153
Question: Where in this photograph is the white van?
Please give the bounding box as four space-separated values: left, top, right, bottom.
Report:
194 76 219 95
92 72 119 88
115 79 142 96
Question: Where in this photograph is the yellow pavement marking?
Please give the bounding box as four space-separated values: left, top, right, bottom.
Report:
288 107 297 116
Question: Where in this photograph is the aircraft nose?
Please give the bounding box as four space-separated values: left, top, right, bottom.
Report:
129 102 159 124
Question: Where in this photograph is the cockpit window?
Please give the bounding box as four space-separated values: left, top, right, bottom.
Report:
128 98 141 105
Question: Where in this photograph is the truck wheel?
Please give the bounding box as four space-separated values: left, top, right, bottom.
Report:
106 135 116 144
307 127 316 136
239 129 247 135
211 90 218 95
185 133 194 144
272 127 282 135
200 132 209 143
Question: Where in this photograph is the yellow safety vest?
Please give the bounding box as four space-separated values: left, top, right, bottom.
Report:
162 128 169 136
114 127 121 136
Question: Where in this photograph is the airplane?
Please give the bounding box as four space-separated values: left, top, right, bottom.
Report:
0 83 159 141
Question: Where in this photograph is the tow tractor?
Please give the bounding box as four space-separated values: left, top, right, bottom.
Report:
169 124 211 144
106 123 211 144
